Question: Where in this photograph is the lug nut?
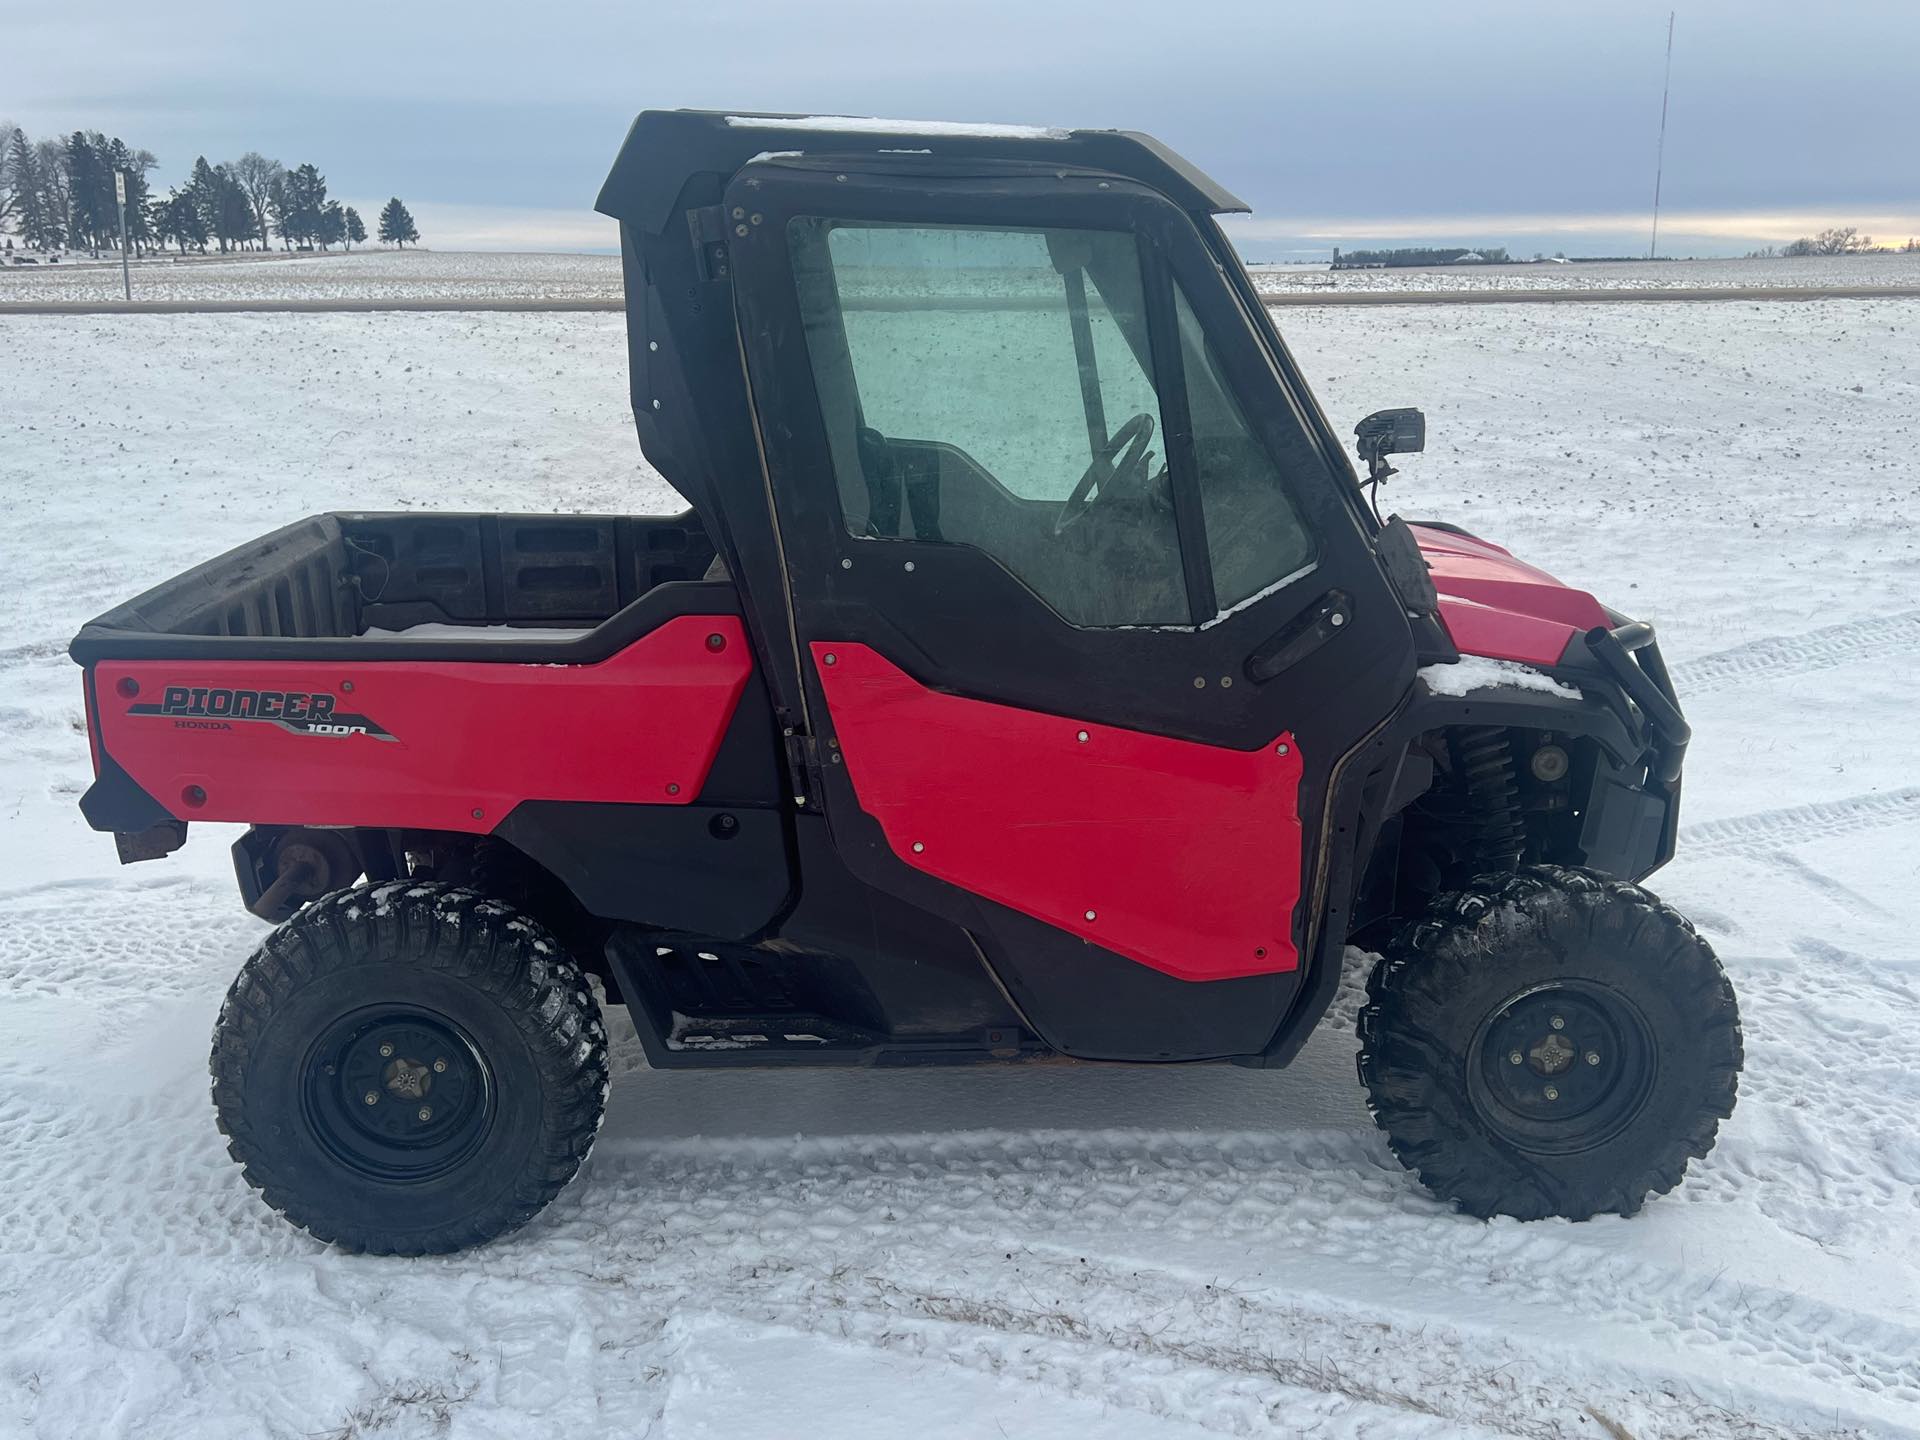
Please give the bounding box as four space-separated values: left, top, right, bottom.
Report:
1586 1051 1601 1066
417 1106 433 1121
363 1091 379 1106
379 1043 394 1057
1544 1086 1560 1101
1549 1016 1565 1031
433 1058 447 1073
1508 1051 1523 1065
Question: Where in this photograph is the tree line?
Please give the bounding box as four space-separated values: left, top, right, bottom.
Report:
1749 227 1920 258
0 122 419 258
1330 245 1514 269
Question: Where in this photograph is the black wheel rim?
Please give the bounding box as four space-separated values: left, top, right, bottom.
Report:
302 1006 495 1183
1466 980 1657 1156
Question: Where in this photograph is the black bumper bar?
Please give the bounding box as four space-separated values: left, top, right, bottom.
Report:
1585 620 1690 784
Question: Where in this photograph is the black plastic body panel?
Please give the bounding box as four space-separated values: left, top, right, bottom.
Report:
604 815 1031 1068
595 110 1250 238
977 908 1299 1061
77 749 174 834
69 511 726 665
497 801 792 939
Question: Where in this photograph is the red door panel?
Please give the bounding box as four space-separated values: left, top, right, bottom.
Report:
93 616 751 834
811 642 1304 982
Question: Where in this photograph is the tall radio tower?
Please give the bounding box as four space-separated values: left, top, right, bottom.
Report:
1649 11 1676 260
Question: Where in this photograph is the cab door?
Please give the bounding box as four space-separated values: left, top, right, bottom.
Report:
725 157 1413 1059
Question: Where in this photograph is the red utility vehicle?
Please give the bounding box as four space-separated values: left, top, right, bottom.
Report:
72 112 1740 1253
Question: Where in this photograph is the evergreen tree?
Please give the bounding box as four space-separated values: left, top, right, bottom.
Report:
267 171 294 249
218 166 256 248
317 200 346 250
6 127 61 249
344 205 366 250
144 192 175 253
281 163 330 248
102 138 155 252
187 156 222 250
168 188 208 252
80 131 124 250
65 131 106 251
378 196 419 248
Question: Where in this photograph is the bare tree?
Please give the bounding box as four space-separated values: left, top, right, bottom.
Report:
0 119 19 232
231 152 284 253
1814 226 1872 255
1782 226 1877 258
33 137 70 247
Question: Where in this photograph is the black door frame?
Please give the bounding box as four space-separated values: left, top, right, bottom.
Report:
723 156 1416 1060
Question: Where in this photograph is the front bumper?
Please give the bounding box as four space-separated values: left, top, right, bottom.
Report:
1585 618 1690 784
1575 616 1689 878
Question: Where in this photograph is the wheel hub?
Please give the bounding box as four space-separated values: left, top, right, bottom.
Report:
302 1007 495 1183
1527 1032 1576 1076
383 1056 433 1100
1469 981 1656 1156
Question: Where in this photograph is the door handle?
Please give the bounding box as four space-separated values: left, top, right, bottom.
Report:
1245 590 1352 683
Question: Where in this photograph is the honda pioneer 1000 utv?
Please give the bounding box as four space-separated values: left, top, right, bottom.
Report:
71 111 1740 1253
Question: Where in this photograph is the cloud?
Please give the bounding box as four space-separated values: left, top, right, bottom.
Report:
1219 205 1920 258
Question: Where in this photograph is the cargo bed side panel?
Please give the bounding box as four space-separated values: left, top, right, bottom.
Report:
88 616 752 834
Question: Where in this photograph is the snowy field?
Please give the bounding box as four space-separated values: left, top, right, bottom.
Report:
2 298 1918 1439
7 246 1920 306
1247 251 1920 295
0 249 624 305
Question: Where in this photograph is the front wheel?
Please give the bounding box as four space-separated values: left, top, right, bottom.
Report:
210 883 608 1254
1358 865 1741 1221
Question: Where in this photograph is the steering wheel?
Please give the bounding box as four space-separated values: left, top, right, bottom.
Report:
1054 411 1156 535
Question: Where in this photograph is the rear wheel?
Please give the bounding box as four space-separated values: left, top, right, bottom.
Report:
210 883 608 1254
1358 865 1741 1220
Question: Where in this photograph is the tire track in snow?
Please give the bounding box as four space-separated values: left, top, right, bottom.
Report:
1678 788 1920 858
741 1262 1884 1440
1672 610 1920 695
7 1066 1911 1438
573 1147 1920 1424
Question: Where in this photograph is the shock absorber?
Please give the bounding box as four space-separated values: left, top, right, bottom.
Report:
1453 727 1526 874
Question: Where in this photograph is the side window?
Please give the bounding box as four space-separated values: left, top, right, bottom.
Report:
791 221 1189 628
1174 286 1318 613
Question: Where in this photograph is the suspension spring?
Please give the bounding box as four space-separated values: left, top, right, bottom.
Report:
1454 726 1527 874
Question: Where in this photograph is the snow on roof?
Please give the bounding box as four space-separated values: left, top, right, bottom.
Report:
726 115 1069 141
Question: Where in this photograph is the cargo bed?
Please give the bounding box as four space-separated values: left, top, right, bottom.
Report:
69 510 725 664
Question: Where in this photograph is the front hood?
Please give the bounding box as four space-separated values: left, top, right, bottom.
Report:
1410 523 1610 665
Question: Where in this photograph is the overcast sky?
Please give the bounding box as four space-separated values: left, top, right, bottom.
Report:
10 0 1919 257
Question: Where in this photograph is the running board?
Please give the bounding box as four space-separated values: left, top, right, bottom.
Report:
606 930 1041 1069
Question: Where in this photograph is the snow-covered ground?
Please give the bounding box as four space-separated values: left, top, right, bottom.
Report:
0 249 624 305
2 298 1917 1438
8 246 1919 306
1248 251 1920 294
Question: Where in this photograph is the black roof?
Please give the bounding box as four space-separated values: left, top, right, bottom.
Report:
595 109 1249 233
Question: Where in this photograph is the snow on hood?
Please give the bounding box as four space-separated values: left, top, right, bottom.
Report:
1419 655 1582 700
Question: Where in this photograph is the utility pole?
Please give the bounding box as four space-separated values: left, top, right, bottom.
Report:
115 170 131 301
1649 11 1675 261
